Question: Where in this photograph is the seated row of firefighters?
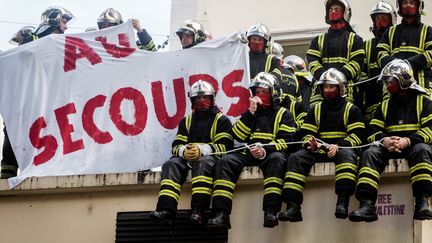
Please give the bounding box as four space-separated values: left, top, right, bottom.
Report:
150 59 432 229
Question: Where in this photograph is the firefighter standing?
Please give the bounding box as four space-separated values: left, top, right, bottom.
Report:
359 1 397 123
207 72 296 229
247 23 283 80
377 0 432 94
284 55 314 108
349 59 432 222
34 6 75 38
176 20 209 49
279 68 365 222
307 0 364 105
150 80 233 225
97 8 156 51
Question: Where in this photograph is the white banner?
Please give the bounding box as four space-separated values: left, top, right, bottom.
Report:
0 22 250 188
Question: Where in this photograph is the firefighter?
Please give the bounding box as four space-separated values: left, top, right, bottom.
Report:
268 42 302 102
349 59 432 222
284 55 314 108
207 72 296 229
359 1 397 123
9 26 36 46
149 80 233 225
176 20 208 49
307 0 364 106
377 0 432 94
247 23 283 80
97 8 156 51
279 68 365 222
34 6 75 38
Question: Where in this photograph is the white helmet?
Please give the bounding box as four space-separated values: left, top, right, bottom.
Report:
268 42 284 60
97 8 123 29
325 0 352 23
370 1 397 25
35 6 75 36
283 55 314 82
250 72 281 103
246 22 271 42
188 80 215 98
378 59 424 92
9 26 35 45
176 20 208 48
317 68 347 97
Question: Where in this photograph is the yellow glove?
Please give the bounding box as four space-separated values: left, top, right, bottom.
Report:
183 144 201 161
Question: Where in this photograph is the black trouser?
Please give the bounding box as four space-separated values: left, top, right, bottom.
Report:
355 143 432 202
156 155 217 213
282 148 358 204
0 128 18 178
211 152 286 214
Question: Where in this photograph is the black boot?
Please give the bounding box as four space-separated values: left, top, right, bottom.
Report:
414 194 432 220
335 192 350 219
263 208 278 228
207 210 231 228
189 207 203 225
149 210 174 225
348 199 378 222
277 201 303 222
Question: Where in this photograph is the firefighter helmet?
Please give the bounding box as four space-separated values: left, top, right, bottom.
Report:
317 68 347 97
176 20 207 47
9 26 35 45
188 80 216 98
283 55 313 82
396 0 424 17
325 0 352 23
246 22 271 42
35 6 75 36
268 42 284 59
250 72 281 102
97 8 123 29
370 1 397 25
378 59 424 92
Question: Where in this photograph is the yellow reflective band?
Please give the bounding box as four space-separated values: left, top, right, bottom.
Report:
175 134 188 142
344 103 352 128
417 95 423 122
161 179 181 191
377 43 390 52
159 189 180 202
411 174 432 184
192 187 212 195
392 46 424 55
357 177 379 190
185 114 192 134
251 132 275 140
314 103 321 129
264 187 282 195
347 33 354 59
387 124 420 133
426 41 432 49
417 130 430 142
335 173 357 182
309 61 324 74
351 49 365 58
232 125 248 141
420 25 427 50
347 122 365 132
285 171 306 182
264 177 284 185
265 55 273 72
359 167 381 180
335 163 358 173
302 134 314 142
236 120 251 133
368 131 383 143
388 26 396 50
346 133 362 146
344 64 357 77
318 33 325 53
214 179 236 190
218 144 227 153
210 113 223 141
212 190 234 200
319 131 347 139
409 162 432 174
273 108 286 135
302 123 318 133
214 132 233 142
191 175 213 184
368 63 379 69
370 118 385 128
322 57 349 64
283 182 304 192
280 124 296 133
307 49 322 57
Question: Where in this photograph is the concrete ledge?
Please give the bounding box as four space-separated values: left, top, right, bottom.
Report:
0 159 410 196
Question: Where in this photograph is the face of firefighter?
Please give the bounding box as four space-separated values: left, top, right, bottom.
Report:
248 35 266 53
328 3 344 22
401 0 419 16
181 32 194 48
52 17 69 34
374 14 392 31
254 87 272 108
193 95 213 111
385 77 401 95
323 84 340 100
